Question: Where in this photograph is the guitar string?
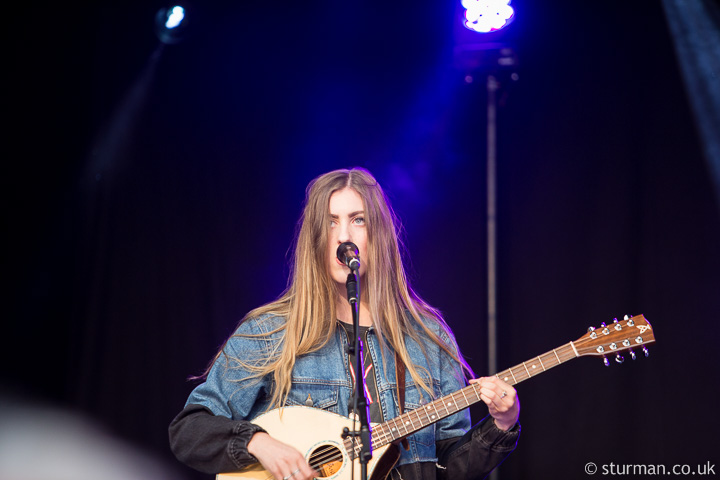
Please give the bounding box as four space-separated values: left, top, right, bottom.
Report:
308 446 344 468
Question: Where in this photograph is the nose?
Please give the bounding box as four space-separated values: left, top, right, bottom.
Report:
337 220 352 244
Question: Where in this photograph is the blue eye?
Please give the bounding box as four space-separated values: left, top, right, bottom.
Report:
353 217 365 225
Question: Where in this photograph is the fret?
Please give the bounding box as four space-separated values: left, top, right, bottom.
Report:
450 392 461 410
424 404 438 423
393 418 403 436
459 387 470 407
431 400 441 421
567 344 577 360
383 425 394 443
444 397 457 416
510 366 526 382
546 350 560 366
373 428 389 448
525 359 542 374
434 400 446 417
407 411 419 430
403 414 415 431
538 352 554 369
536 356 546 371
412 408 426 428
394 420 403 438
497 370 513 385
418 407 429 425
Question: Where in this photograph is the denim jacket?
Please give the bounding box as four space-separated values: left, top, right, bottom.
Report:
185 314 472 467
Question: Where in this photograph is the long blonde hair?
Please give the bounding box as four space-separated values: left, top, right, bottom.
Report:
208 167 472 408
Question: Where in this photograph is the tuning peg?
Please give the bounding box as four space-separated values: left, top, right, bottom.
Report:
624 314 630 320
615 354 624 364
613 317 619 323
642 346 649 357
587 326 595 332
601 322 607 328
603 357 610 367
630 350 637 360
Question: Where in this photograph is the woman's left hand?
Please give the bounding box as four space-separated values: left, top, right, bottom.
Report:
469 376 520 431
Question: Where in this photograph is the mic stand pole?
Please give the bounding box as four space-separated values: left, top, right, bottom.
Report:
341 268 371 480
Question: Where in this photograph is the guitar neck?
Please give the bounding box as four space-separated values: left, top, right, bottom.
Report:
371 341 579 449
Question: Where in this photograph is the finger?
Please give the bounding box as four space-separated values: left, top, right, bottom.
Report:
299 468 318 480
285 467 302 480
298 461 318 480
472 376 515 393
471 378 502 408
470 377 517 415
479 388 505 412
481 385 516 413
481 378 516 401
470 376 499 392
276 457 301 480
288 460 316 480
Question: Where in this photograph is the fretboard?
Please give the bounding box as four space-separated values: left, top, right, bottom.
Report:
370 341 578 448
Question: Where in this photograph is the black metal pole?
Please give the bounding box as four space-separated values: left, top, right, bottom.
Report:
344 268 371 480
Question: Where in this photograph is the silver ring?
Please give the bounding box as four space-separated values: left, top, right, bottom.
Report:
284 468 301 480
501 390 507 398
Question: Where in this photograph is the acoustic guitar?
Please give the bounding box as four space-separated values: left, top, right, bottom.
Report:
218 314 655 480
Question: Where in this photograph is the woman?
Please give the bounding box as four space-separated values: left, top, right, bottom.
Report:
169 168 520 480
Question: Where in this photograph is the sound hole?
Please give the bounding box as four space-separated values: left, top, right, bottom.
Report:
308 444 345 478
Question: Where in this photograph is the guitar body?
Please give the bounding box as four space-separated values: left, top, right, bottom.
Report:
217 406 398 480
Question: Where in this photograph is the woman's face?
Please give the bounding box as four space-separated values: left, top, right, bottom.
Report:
327 187 368 287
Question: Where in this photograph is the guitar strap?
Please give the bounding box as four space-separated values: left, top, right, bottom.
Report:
395 351 405 413
395 352 409 450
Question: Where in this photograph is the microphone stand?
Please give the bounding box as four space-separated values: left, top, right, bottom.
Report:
341 266 372 480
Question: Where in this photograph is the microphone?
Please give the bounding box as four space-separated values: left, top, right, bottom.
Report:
336 242 360 271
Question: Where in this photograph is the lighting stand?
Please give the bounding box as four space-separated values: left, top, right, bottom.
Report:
455 43 518 480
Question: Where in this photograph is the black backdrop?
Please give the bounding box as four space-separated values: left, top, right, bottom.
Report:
6 0 720 479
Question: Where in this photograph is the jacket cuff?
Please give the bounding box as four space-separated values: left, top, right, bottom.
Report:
474 415 521 451
227 421 267 468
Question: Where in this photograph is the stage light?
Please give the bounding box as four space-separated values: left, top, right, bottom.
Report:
462 0 514 33
165 6 185 29
155 5 188 44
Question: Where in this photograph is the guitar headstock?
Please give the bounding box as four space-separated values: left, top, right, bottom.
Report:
574 314 655 366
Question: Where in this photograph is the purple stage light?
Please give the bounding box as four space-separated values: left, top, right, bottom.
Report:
462 0 514 33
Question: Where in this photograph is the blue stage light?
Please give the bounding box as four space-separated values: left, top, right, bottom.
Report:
155 5 189 44
462 0 514 33
165 6 185 29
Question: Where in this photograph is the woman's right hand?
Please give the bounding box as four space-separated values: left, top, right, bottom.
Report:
246 432 318 480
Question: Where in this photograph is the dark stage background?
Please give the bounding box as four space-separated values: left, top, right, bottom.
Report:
5 0 720 479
